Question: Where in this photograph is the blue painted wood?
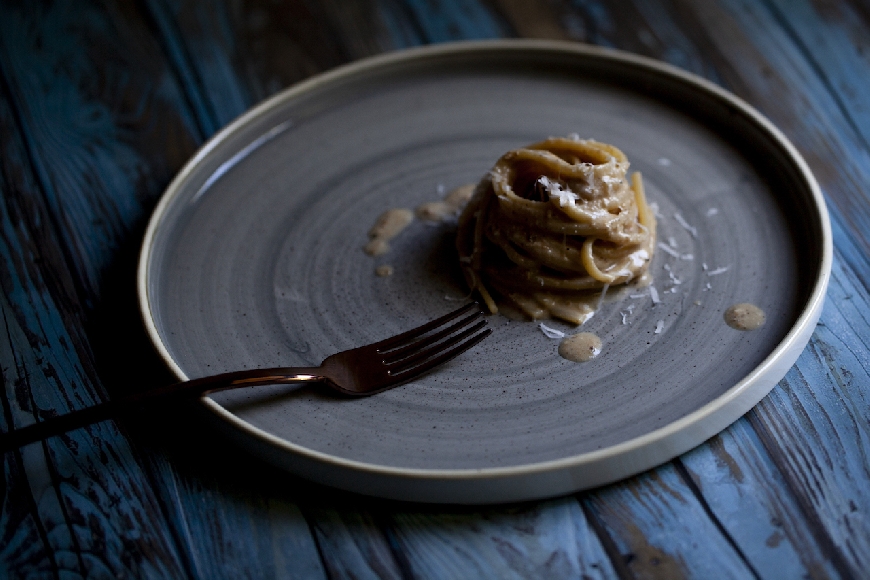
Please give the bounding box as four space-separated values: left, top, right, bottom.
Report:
377 0 508 47
0 2 328 578
764 0 870 150
680 421 841 578
0 92 189 578
2 0 869 577
0 1 200 300
140 457 329 579
581 465 755 578
750 248 870 575
386 498 618 579
142 0 356 132
301 504 404 579
675 0 870 277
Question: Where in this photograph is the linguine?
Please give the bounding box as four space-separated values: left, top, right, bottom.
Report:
456 137 656 324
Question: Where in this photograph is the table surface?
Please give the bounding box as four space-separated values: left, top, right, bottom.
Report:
2 1 869 578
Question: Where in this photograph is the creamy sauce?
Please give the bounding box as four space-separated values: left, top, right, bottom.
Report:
364 208 414 256
455 137 656 324
724 303 765 331
416 183 476 223
558 332 602 362
375 264 394 277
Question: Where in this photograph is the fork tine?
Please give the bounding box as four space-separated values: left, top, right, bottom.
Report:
374 302 482 352
388 326 492 381
381 309 484 363
387 320 488 374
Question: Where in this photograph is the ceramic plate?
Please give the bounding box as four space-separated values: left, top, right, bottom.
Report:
138 40 831 504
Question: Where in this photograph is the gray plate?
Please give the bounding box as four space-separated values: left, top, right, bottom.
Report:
138 40 831 504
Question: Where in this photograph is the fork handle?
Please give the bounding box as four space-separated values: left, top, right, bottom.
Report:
0 367 325 453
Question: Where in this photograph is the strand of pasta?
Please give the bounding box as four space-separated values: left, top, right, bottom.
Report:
456 137 655 322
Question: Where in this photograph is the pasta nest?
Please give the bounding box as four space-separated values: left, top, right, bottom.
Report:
456 137 656 324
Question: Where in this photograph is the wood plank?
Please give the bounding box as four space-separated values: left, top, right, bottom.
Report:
0 0 200 299
301 502 404 580
385 497 618 579
666 0 870 283
538 2 869 576
487 0 571 40
0 1 330 577
0 91 189 579
142 0 509 131
142 0 360 131
581 465 755 579
749 247 870 576
134 447 329 580
680 421 842 578
376 0 509 47
764 0 870 149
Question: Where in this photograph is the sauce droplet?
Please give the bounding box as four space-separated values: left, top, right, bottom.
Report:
364 208 414 256
724 303 765 331
558 332 602 362
375 265 394 277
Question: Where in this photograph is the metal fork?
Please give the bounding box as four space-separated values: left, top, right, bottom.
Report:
0 302 490 452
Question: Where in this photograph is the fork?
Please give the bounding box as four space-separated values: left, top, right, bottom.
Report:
0 302 490 452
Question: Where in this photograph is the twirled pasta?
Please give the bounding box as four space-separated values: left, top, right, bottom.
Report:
456 137 656 324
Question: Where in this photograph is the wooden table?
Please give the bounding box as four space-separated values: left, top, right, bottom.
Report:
2 1 868 578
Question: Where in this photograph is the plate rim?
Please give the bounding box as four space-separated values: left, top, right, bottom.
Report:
137 39 832 502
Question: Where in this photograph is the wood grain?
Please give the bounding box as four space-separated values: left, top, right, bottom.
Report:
0 0 199 299
1 0 869 577
668 0 870 280
385 498 618 579
750 249 870 576
0 66 189 579
680 421 842 578
581 466 755 579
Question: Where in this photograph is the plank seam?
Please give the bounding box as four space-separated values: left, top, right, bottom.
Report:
135 0 216 139
373 513 418 580
380 0 433 45
747 400 858 579
0 38 99 317
759 0 870 155
0 304 61 580
0 53 95 576
576 495 636 580
295 504 338 580
673 459 763 579
134 456 207 580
